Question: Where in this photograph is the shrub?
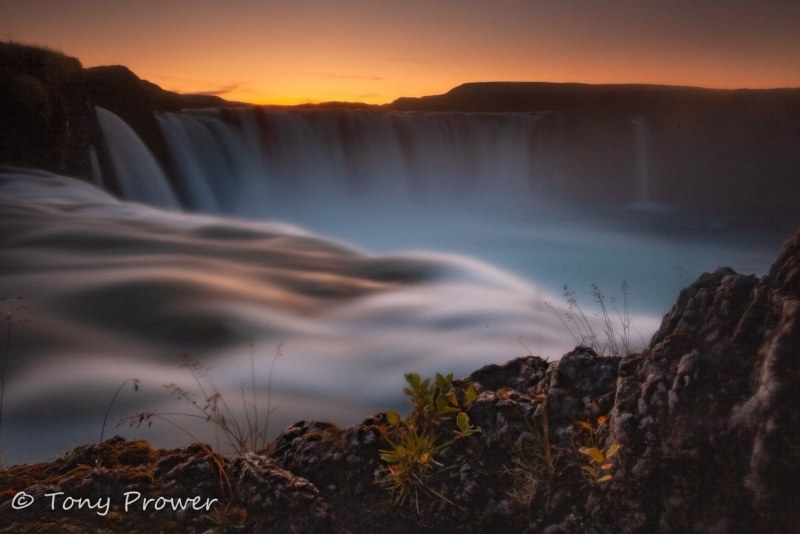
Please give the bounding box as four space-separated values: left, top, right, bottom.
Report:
546 282 633 357
378 372 480 512
125 343 282 456
575 415 620 484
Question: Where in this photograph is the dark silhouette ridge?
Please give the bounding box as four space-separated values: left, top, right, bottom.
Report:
388 81 800 215
389 81 800 113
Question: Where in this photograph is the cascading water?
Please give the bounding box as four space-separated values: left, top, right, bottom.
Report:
95 106 181 209
0 105 789 463
157 108 544 218
631 117 654 207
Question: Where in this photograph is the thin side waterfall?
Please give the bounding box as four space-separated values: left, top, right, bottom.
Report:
631 117 653 205
95 106 181 209
88 144 103 187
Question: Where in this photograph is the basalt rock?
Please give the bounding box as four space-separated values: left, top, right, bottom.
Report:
0 438 333 533
598 231 800 533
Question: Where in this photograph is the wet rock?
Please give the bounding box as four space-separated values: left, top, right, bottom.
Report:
228 453 333 533
468 355 549 392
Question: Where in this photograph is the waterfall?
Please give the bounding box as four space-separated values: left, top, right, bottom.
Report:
9 103 785 464
631 117 653 206
94 107 672 218
156 108 544 218
88 144 103 187
95 106 181 209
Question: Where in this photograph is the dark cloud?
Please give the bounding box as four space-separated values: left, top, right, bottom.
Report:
186 84 243 96
152 75 244 96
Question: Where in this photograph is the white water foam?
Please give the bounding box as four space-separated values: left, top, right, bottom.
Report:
2 168 659 461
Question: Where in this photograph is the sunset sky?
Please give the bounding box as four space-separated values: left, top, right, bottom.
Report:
3 0 800 105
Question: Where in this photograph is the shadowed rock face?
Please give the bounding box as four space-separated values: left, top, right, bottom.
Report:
3 231 798 532
0 42 228 183
604 232 800 533
0 42 89 176
264 234 800 532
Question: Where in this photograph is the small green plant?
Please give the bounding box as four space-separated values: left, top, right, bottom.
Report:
379 423 452 512
545 282 633 357
161 346 281 454
124 342 283 457
378 372 481 513
575 415 620 484
402 372 479 432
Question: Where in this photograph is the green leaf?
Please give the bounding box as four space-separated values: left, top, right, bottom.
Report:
464 384 478 406
386 410 402 427
435 394 450 414
435 372 448 390
436 373 453 392
456 411 470 433
380 449 401 463
578 447 606 463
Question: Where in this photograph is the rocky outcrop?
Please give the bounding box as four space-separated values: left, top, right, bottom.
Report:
1 224 798 532
0 42 231 184
601 232 800 532
0 439 333 533
267 233 800 532
0 42 88 176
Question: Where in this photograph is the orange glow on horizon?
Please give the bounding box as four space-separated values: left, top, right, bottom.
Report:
3 1 800 106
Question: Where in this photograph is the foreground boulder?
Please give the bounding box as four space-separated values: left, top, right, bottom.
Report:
602 232 800 532
1 230 799 532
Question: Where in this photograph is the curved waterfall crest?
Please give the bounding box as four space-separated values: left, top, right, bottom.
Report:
95 106 181 209
156 108 556 216
94 105 665 217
